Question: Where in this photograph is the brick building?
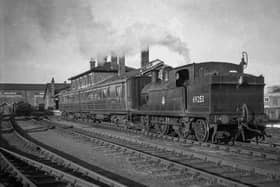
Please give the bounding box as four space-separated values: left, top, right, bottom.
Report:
68 56 135 90
0 83 46 111
264 85 280 121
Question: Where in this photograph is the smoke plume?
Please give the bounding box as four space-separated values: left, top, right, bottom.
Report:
1 0 189 64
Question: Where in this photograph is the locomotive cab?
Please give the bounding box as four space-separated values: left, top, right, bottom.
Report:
180 61 265 142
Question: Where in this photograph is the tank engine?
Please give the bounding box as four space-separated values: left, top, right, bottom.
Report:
59 52 267 143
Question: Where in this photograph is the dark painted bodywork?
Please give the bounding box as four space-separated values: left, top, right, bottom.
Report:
140 62 265 123
60 61 265 129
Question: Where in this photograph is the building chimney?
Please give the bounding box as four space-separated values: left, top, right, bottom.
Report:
111 56 118 69
51 77 55 97
118 56 125 76
141 47 149 68
89 57 96 69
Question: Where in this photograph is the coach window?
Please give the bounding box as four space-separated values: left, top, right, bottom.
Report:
176 69 189 87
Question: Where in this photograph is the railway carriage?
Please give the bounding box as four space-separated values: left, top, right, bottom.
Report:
59 52 267 143
60 72 151 123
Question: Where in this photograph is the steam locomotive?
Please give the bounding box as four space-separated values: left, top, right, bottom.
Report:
59 52 267 143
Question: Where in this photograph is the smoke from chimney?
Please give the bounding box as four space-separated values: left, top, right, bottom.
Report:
141 47 149 68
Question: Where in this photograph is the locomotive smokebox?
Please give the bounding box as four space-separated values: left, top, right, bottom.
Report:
141 47 149 68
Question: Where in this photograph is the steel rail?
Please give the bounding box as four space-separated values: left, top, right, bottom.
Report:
0 149 37 187
47 119 280 160
62 127 258 187
0 147 100 187
9 117 145 187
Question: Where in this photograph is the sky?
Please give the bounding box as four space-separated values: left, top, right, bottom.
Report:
0 0 280 87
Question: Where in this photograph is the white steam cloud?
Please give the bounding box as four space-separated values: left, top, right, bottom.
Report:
81 22 189 61
1 0 189 64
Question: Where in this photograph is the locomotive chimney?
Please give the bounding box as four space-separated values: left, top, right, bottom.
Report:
118 56 126 76
141 47 149 68
89 57 96 69
152 70 158 83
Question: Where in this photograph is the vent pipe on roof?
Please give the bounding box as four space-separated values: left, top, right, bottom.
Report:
118 56 125 76
141 47 149 68
111 56 118 69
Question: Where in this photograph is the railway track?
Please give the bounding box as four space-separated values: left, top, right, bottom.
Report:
0 147 69 187
0 117 146 187
47 118 280 161
35 119 280 187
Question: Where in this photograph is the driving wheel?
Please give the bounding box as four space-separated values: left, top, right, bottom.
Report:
155 124 170 135
193 119 209 142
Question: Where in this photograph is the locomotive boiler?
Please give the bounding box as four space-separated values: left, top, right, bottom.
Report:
59 52 267 143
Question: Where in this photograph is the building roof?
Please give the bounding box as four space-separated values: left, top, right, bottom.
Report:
68 62 136 80
94 69 142 86
0 83 46 91
266 85 280 94
94 59 167 86
44 83 70 95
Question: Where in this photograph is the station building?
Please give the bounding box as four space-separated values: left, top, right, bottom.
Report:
68 56 135 90
0 83 46 108
0 81 70 112
264 85 280 121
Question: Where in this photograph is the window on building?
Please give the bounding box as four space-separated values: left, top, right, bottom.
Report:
102 87 109 98
88 92 94 100
94 90 101 100
91 73 95 85
273 97 278 106
164 71 169 81
110 86 115 97
88 74 92 86
116 86 122 97
79 78 82 88
199 67 204 78
264 97 269 103
158 69 163 80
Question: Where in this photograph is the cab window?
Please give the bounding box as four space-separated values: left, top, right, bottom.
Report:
176 69 189 87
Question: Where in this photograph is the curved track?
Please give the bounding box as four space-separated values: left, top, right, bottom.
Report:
0 116 145 187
